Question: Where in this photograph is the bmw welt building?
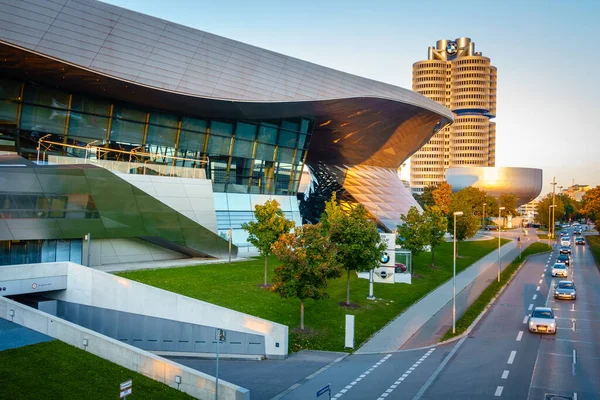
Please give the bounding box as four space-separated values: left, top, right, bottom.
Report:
0 0 453 266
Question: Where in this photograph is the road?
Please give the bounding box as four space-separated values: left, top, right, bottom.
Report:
278 228 600 400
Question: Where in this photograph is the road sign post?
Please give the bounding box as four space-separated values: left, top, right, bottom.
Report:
119 380 132 399
215 328 226 400
316 383 331 399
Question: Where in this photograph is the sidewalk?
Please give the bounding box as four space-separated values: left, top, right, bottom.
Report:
356 233 528 354
94 255 251 273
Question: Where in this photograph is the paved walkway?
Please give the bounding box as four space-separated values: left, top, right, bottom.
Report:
0 318 52 352
356 230 529 354
95 255 251 273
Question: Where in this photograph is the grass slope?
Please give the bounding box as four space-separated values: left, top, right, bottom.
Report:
586 235 600 269
440 241 551 341
0 341 193 400
118 238 508 353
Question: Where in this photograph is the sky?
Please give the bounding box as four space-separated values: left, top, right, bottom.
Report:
104 0 600 196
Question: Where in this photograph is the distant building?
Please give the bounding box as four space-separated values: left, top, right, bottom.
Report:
518 199 540 223
562 184 590 202
411 37 496 193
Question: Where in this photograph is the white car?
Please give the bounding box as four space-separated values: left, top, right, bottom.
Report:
551 263 568 278
560 237 570 246
528 307 556 334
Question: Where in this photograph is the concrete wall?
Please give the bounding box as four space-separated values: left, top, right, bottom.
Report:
118 173 218 234
47 262 288 358
85 238 187 267
0 263 67 296
0 296 249 400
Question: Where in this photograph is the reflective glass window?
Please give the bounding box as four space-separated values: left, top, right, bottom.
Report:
228 157 252 193
56 239 70 262
71 94 110 115
210 121 233 137
69 239 82 264
23 84 69 108
277 130 297 147
300 118 311 133
281 119 300 132
210 156 229 192
275 162 292 195
181 117 207 133
68 112 109 140
41 240 56 262
0 78 20 124
111 106 145 144
0 241 9 265
9 241 27 265
235 122 257 140
207 135 231 156
258 124 278 144
20 104 67 134
232 138 254 158
277 147 295 164
147 124 177 146
26 240 41 264
178 130 206 153
298 134 310 149
255 143 275 161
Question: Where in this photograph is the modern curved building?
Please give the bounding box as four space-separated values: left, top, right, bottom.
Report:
411 38 497 193
0 0 452 265
445 167 543 206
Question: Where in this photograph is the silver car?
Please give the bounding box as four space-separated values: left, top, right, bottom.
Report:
554 280 576 300
528 307 556 334
551 263 568 278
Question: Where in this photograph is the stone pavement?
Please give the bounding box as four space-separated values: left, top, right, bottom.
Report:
356 230 532 353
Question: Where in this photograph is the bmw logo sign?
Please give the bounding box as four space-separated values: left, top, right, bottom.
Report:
381 252 390 264
446 42 457 55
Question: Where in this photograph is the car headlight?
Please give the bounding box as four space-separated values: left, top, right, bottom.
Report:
549 322 556 328
529 321 535 328
554 291 559 295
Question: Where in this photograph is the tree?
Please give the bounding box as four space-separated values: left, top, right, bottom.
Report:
581 186 600 222
432 182 453 215
321 196 386 306
448 187 486 242
499 192 519 217
484 195 499 227
423 206 448 266
271 224 341 330
535 193 565 229
397 207 428 269
558 193 579 222
415 185 436 209
242 199 295 286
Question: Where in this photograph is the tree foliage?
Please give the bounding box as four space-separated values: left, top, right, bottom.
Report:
271 223 341 330
535 193 565 228
321 195 386 305
242 199 295 286
432 182 453 215
423 206 448 266
415 185 436 209
580 186 600 223
448 187 486 240
558 193 580 222
397 207 429 265
499 192 519 216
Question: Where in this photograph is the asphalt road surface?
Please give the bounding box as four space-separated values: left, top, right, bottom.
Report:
279 229 600 400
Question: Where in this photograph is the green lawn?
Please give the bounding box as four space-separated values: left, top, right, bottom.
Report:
118 238 508 353
0 341 193 400
440 241 551 341
586 236 600 269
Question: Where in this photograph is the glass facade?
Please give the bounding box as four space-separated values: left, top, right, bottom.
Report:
0 239 82 266
0 77 313 195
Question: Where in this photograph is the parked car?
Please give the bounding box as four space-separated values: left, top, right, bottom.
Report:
554 280 577 300
576 236 585 245
484 225 499 231
395 263 407 273
528 307 556 334
559 245 571 255
556 253 570 266
551 263 568 278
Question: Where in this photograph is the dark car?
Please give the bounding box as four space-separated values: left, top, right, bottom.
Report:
576 236 585 245
556 253 570 266
574 229 582 235
559 245 571 255
554 280 576 300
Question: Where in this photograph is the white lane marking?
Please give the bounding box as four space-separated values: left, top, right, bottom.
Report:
572 303 575 311
523 316 528 324
334 354 392 398
573 349 577 364
528 304 533 311
574 392 578 400
507 351 516 364
376 349 435 400
494 386 504 396
412 338 465 400
573 320 576 332
541 273 545 277
533 294 538 300
536 286 540 291
501 370 509 379
539 279 543 284
516 331 523 341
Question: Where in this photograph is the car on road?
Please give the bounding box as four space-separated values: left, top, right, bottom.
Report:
560 237 571 246
551 263 568 278
554 280 577 300
576 236 585 245
556 253 570 266
559 245 571 255
528 307 556 334
574 229 582 235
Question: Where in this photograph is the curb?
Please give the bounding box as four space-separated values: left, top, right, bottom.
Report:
269 352 350 400
435 245 553 346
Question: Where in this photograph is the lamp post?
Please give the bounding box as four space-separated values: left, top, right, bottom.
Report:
452 211 463 334
482 203 487 231
498 207 505 282
549 205 557 247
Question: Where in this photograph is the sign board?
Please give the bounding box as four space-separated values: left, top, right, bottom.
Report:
317 384 331 397
216 328 226 342
119 387 132 398
120 380 132 391
379 233 396 267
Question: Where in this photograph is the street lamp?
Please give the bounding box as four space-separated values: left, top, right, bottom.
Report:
452 211 463 334
498 206 505 282
549 205 557 246
482 203 487 231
